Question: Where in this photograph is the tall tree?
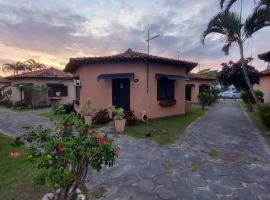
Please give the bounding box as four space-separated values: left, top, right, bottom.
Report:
2 62 27 75
202 11 259 103
24 59 46 71
218 59 260 111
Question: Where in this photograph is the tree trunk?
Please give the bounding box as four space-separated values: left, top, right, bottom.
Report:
238 41 259 104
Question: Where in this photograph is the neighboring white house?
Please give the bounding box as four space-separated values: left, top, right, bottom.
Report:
6 67 75 107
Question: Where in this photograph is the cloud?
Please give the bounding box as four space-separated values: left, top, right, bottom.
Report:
0 0 269 75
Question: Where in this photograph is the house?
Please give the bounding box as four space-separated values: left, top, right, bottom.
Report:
256 51 270 103
6 67 75 107
185 73 216 103
64 49 197 119
255 69 270 103
0 76 11 87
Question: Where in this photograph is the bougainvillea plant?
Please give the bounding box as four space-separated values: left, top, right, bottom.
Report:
17 113 119 200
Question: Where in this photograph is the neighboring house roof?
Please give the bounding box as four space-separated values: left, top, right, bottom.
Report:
260 68 270 76
7 67 73 80
64 48 198 73
258 51 270 62
0 76 10 83
187 73 216 81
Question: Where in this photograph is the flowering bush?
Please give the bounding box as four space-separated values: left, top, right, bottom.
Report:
17 113 118 200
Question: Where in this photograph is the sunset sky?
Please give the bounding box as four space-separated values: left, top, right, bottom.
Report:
0 0 269 76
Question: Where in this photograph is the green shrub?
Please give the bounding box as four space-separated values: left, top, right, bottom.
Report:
93 109 111 124
16 113 118 199
0 99 13 107
257 104 270 129
52 104 65 115
198 92 214 109
124 110 138 126
241 90 264 103
241 91 249 103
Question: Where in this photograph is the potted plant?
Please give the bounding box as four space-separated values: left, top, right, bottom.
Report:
82 97 96 125
110 106 126 133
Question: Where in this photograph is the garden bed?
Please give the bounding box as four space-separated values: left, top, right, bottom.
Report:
125 108 206 145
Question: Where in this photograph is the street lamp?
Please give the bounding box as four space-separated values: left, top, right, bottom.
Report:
146 30 160 93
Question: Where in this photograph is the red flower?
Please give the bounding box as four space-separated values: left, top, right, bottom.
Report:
57 145 64 154
10 151 21 159
98 135 106 145
113 151 119 158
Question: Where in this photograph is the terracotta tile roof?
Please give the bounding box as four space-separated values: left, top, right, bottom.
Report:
64 48 198 73
258 51 270 62
0 76 10 83
260 68 270 76
7 67 73 80
187 73 216 80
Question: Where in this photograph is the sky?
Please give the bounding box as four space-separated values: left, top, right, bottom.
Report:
0 0 269 76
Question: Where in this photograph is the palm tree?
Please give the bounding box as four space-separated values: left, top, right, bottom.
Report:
2 62 27 75
201 11 259 103
220 0 269 36
24 59 46 71
245 0 270 36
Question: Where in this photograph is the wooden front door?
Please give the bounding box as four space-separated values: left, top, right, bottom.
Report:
112 78 130 110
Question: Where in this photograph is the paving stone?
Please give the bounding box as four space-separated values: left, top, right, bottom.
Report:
156 186 177 200
1 101 270 199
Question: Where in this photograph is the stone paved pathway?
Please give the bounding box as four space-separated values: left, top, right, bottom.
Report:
0 106 51 137
88 100 270 200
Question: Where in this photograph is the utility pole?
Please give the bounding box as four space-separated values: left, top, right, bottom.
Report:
146 30 160 93
178 51 180 60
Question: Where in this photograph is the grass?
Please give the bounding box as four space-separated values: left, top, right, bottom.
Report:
0 133 106 200
39 111 64 121
238 100 270 146
125 107 206 145
0 133 48 200
208 149 219 160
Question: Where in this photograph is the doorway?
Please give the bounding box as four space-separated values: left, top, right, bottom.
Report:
112 78 130 110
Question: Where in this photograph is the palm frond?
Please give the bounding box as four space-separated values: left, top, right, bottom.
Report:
220 0 238 11
245 4 270 36
201 11 242 44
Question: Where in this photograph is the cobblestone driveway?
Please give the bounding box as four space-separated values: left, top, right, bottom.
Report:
0 107 51 137
88 100 270 200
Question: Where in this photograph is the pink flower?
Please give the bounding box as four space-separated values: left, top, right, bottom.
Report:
98 135 106 145
113 151 119 158
10 151 21 159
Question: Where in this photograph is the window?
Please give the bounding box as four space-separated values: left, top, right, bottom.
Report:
185 85 192 101
157 77 175 101
47 83 68 97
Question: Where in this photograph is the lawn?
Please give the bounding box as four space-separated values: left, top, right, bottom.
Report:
125 107 206 145
0 133 48 200
238 100 270 146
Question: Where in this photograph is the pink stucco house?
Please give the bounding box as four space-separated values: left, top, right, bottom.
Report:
185 73 216 103
64 49 197 119
255 51 270 103
6 67 75 107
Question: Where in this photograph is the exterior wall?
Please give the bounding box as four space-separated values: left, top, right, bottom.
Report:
73 62 187 119
256 76 270 103
185 79 213 103
9 79 75 106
